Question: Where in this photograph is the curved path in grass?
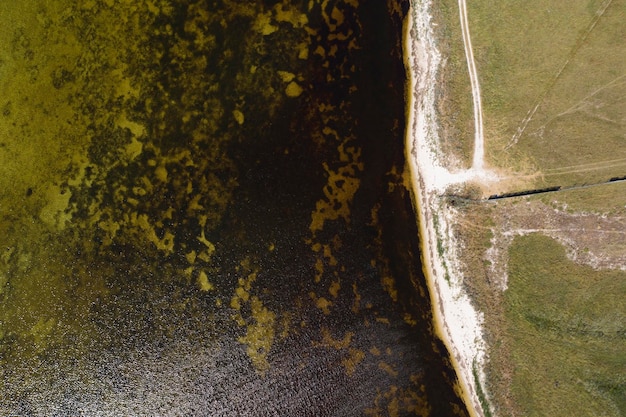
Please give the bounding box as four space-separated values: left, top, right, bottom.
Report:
458 0 485 171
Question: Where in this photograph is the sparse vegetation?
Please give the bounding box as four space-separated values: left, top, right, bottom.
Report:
473 359 493 417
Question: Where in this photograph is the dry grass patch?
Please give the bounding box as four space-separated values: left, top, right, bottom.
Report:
539 180 626 215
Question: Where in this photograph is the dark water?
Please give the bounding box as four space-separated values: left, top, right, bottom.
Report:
0 0 468 415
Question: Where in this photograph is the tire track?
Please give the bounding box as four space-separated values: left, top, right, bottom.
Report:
458 0 485 171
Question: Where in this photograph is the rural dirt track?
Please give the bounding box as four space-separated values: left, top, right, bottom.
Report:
458 0 484 171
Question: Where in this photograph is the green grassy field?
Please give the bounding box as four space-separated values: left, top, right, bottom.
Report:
502 233 625 416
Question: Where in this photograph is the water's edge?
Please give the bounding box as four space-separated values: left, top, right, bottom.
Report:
404 1 488 416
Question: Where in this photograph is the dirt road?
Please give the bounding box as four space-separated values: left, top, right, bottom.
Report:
458 0 485 171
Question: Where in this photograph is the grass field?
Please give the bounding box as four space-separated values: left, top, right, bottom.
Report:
503 233 626 416
538 180 626 215
467 0 626 186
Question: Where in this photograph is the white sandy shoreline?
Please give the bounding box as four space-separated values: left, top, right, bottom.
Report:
404 2 489 416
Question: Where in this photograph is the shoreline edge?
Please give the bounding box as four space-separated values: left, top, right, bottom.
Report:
403 1 489 416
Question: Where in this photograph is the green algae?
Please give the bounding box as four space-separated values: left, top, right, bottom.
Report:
0 0 310 369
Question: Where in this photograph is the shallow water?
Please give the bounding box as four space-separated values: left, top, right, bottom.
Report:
0 1 468 415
